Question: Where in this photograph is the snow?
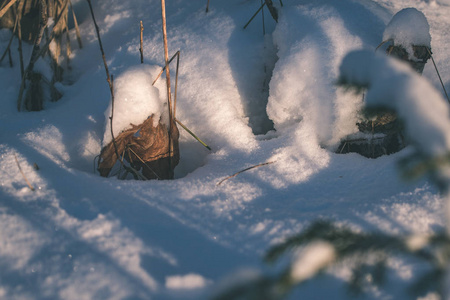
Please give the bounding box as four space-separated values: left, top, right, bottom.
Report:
1 0 450 299
103 64 167 145
383 8 432 50
339 50 450 158
165 273 212 290
290 241 336 283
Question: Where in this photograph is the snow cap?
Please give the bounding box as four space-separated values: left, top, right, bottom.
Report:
103 64 167 146
383 8 431 48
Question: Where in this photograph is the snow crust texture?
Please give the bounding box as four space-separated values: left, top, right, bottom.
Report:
1 0 450 299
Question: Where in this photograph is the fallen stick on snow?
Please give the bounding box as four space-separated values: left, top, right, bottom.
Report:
14 154 35 191
217 161 276 186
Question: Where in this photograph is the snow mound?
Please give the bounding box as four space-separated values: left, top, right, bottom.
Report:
383 8 431 51
103 64 167 146
267 4 363 145
339 50 450 158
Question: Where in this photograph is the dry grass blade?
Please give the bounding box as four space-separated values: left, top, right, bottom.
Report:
69 0 83 48
217 161 275 186
0 0 18 18
175 118 211 150
151 50 180 86
0 3 19 65
126 146 161 179
139 20 144 63
161 0 174 175
17 0 70 111
14 154 35 191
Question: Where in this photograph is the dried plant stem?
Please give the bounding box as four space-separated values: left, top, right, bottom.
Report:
260 0 265 35
244 2 266 29
140 20 144 63
87 0 146 180
86 0 112 94
69 0 83 48
17 0 69 110
161 0 174 173
206 0 210 13
64 23 72 69
17 6 24 78
175 119 211 150
217 161 276 186
8 48 12 67
152 50 180 118
152 50 179 85
152 51 210 151
0 6 19 64
0 0 18 18
427 47 450 104
126 146 161 179
174 49 180 118
14 154 35 191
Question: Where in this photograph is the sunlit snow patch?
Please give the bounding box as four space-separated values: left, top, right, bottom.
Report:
103 64 168 146
165 273 212 290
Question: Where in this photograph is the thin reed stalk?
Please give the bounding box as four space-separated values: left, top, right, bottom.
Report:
0 0 18 18
87 0 146 180
69 0 83 48
244 2 266 29
152 50 179 85
17 0 69 110
0 5 19 64
261 0 265 35
427 47 450 104
175 119 211 151
161 0 174 175
139 20 144 63
217 161 275 186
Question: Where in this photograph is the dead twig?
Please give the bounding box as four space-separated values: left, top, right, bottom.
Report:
0 4 19 65
244 2 266 29
0 0 18 18
14 154 35 191
126 145 161 179
217 161 276 186
139 20 144 63
87 0 146 180
261 0 265 35
152 50 180 85
17 0 24 78
426 47 450 104
161 0 174 176
264 0 278 23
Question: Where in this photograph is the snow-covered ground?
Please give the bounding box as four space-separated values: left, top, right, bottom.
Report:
1 0 450 299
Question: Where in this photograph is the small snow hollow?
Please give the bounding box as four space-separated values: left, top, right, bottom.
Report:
383 8 431 49
165 273 212 290
103 64 167 146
